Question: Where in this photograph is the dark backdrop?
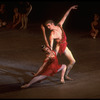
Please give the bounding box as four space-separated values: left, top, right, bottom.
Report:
0 0 100 31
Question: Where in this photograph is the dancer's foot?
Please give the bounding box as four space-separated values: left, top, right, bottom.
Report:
60 79 65 84
65 75 73 81
20 26 24 29
93 36 96 39
23 26 27 29
21 84 29 88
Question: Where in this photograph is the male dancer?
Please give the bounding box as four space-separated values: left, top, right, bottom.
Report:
21 24 67 88
42 5 78 80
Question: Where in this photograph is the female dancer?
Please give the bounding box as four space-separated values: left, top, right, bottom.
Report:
21 25 67 88
90 13 100 39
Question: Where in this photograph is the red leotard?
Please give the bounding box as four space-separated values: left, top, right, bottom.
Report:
57 24 67 55
40 51 61 76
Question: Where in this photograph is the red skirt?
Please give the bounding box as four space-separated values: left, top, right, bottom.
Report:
58 41 67 55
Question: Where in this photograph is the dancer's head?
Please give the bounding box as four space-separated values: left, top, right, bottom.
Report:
94 13 99 21
14 8 18 13
45 20 55 30
41 45 51 54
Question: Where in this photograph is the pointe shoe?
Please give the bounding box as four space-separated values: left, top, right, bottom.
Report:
65 76 73 81
21 84 29 88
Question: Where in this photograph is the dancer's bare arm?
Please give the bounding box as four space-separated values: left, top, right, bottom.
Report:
49 31 54 50
34 57 49 76
41 24 50 47
26 4 32 16
58 5 78 27
91 22 97 32
12 14 21 28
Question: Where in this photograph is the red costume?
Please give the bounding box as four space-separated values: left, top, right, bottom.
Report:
57 24 67 55
40 51 61 76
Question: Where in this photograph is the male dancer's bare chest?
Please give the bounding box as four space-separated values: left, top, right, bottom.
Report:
52 28 62 40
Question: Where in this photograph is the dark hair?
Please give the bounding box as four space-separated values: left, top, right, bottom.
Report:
45 20 55 26
41 45 51 52
41 45 46 49
41 45 46 52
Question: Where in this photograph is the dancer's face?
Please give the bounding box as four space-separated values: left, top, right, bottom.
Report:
46 23 54 30
44 47 51 53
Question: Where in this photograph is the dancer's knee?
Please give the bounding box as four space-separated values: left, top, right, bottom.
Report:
71 59 76 65
62 64 67 69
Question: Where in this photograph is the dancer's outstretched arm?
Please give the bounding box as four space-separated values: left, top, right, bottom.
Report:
58 5 78 27
34 57 49 76
26 2 32 16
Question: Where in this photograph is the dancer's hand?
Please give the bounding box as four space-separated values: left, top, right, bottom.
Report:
32 72 37 76
70 5 78 10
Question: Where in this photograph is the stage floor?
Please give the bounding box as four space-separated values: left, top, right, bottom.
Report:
0 24 100 99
